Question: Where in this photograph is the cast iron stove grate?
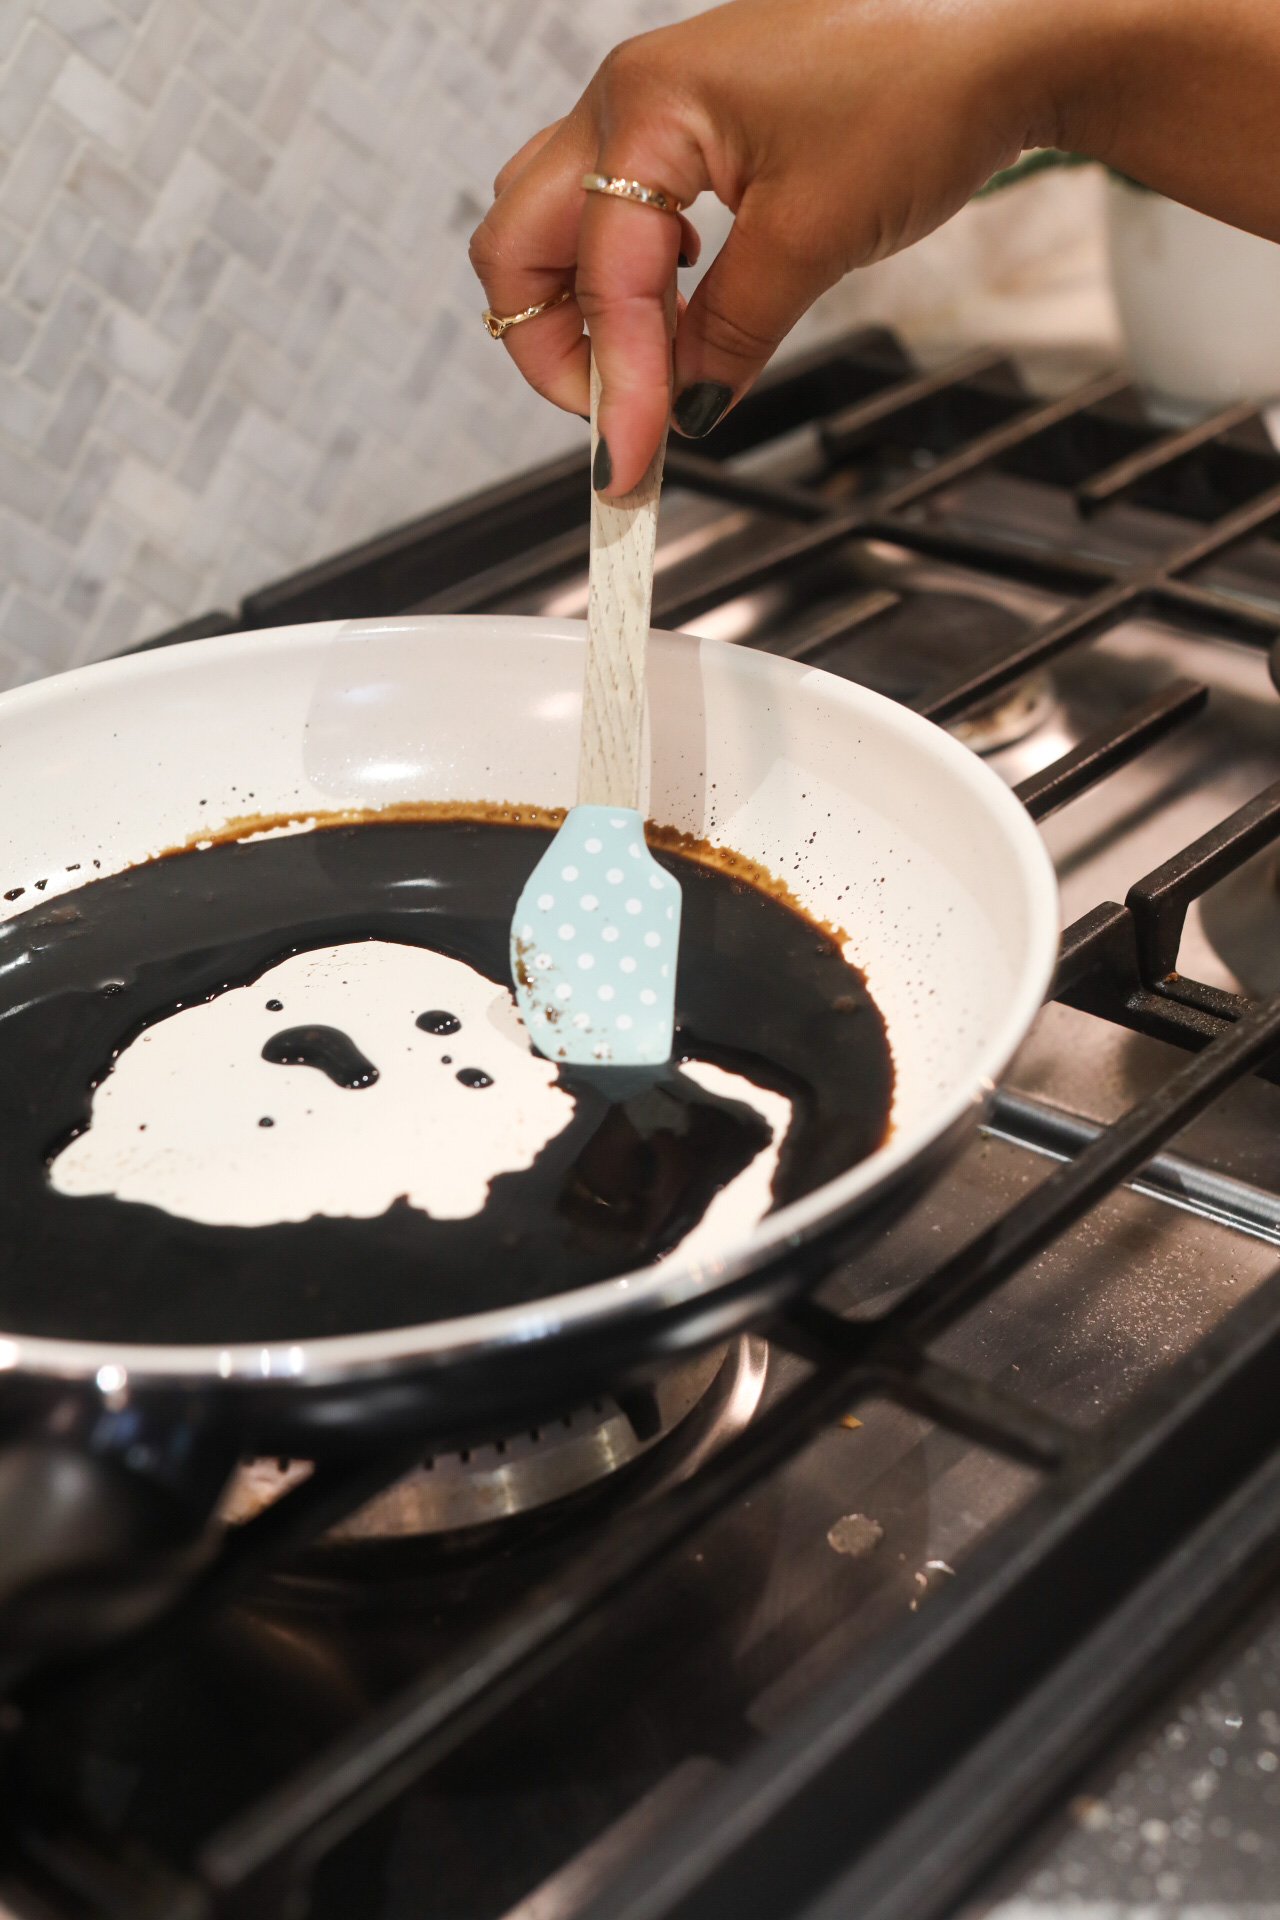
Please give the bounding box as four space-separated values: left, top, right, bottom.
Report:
11 329 1280 1920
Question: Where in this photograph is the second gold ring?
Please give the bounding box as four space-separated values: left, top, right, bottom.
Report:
481 287 573 340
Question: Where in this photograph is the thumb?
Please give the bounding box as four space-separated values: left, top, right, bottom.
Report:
671 190 839 437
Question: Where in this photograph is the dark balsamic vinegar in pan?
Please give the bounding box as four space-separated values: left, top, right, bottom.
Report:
0 821 892 1345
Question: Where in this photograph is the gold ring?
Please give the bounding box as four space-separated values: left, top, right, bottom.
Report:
581 172 684 215
481 287 573 340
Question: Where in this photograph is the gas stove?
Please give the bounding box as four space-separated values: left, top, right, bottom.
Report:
6 327 1280 1919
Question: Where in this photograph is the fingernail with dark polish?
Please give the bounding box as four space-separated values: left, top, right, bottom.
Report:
673 381 733 439
678 251 691 269
592 435 612 491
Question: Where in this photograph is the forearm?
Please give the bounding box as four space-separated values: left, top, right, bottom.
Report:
1045 0 1280 240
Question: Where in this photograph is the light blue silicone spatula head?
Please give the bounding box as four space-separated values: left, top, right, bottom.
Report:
512 804 681 1066
511 349 681 1067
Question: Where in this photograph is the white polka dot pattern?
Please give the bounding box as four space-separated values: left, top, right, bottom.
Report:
510 805 682 1066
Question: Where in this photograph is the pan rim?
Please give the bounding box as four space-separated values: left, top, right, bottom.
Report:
0 616 1059 1387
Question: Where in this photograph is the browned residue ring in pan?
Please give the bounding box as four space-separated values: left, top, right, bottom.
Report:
159 801 856 953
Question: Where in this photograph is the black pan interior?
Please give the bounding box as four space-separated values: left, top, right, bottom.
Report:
0 820 892 1345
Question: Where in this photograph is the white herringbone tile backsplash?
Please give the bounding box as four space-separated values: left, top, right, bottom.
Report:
0 0 704 682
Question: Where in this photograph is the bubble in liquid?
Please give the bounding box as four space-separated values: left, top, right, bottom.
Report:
416 1009 461 1036
455 1067 493 1089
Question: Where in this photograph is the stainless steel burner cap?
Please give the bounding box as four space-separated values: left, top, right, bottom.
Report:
221 1338 767 1541
947 673 1059 755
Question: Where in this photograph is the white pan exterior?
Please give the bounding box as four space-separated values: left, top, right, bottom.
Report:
0 616 1059 1384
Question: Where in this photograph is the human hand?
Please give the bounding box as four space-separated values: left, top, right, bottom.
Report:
469 0 1059 496
472 0 1280 497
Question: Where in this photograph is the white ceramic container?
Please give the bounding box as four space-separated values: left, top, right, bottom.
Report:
1108 175 1280 416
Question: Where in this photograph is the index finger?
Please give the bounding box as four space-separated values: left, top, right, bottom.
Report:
573 52 713 492
574 188 685 494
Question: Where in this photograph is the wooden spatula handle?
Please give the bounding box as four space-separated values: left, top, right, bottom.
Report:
578 347 671 809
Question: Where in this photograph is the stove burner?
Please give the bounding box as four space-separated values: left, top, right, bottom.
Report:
946 672 1059 755
221 1337 767 1541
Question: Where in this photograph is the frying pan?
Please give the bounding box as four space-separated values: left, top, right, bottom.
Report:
0 613 1057 1655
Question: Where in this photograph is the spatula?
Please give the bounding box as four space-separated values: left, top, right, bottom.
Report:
510 348 681 1067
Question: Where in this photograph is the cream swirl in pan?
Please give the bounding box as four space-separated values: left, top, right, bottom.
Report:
51 940 792 1261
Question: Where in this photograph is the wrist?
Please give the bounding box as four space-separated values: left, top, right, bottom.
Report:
980 0 1126 160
